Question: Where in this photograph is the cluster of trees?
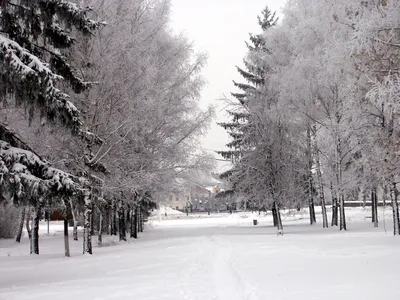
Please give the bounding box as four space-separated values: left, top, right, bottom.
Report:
218 0 400 234
0 0 213 255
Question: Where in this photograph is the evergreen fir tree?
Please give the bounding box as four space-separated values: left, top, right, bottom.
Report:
0 0 103 254
217 6 278 210
0 0 103 135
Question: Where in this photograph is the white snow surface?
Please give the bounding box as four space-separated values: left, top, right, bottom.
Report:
1 208 400 300
156 205 185 215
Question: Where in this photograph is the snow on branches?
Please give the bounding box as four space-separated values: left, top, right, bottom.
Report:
41 0 106 34
0 139 78 205
0 0 105 134
0 35 82 129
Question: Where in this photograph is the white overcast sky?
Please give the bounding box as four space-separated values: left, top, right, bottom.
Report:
170 0 287 157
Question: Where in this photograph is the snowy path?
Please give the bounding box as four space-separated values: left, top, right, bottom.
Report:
1 212 400 300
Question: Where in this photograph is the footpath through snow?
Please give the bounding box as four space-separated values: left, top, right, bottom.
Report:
0 208 400 300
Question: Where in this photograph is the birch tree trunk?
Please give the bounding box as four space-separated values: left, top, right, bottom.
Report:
83 189 93 255
64 218 70 257
15 207 26 243
337 147 346 231
26 208 32 254
313 129 328 228
362 192 367 208
90 203 95 236
383 185 389 206
69 200 78 241
390 183 400 235
335 132 346 230
32 201 43 255
307 127 316 225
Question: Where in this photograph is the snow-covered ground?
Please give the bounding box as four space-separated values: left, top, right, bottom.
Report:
1 207 399 300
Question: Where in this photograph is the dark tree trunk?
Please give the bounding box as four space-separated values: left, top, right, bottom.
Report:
31 202 43 255
371 189 376 223
111 199 117 236
105 205 111 235
331 183 338 226
274 202 283 231
314 136 328 228
372 188 378 227
309 195 316 225
332 198 339 226
272 205 278 227
133 206 138 239
130 209 135 238
339 194 346 231
118 202 126 241
64 219 70 257
15 207 26 243
126 205 130 226
98 209 103 246
137 209 141 233
139 210 144 233
390 183 400 235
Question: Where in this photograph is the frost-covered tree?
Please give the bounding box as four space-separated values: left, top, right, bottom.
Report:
0 0 103 253
218 6 280 222
350 0 400 234
57 0 215 245
218 0 400 234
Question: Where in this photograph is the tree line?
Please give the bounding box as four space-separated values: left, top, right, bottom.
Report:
0 0 213 255
218 0 400 235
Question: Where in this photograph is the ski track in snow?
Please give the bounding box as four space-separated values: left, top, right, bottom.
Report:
209 235 256 300
177 234 256 300
178 239 208 300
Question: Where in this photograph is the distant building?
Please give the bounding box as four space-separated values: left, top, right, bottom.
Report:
165 173 228 212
